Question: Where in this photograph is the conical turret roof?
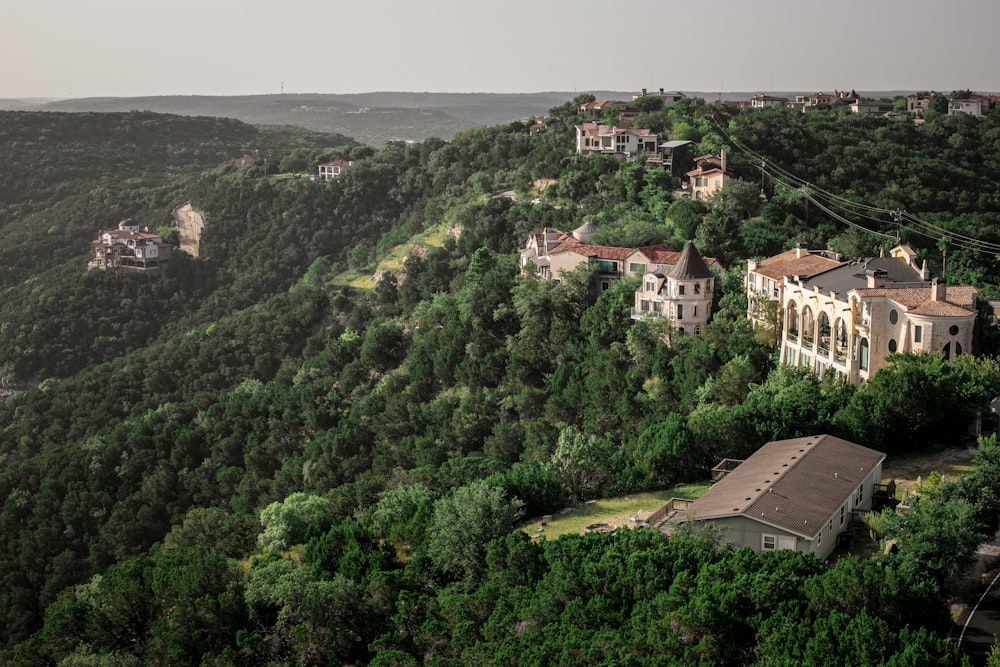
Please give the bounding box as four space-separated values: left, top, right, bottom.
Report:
669 241 714 280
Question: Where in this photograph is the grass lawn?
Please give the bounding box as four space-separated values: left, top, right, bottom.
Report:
521 483 711 541
332 223 453 290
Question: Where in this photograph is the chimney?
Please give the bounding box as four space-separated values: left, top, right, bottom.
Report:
866 269 888 288
795 242 809 259
931 277 947 301
659 88 664 95
642 88 647 96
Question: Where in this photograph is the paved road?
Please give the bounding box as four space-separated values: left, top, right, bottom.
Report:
954 537 1000 666
173 202 203 257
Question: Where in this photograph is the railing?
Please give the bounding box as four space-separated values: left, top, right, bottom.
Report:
631 308 664 319
801 339 813 351
786 331 798 343
645 497 694 530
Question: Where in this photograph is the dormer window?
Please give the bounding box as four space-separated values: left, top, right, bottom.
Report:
694 283 701 295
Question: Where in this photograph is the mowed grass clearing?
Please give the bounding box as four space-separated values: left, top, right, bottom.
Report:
521 483 711 541
333 223 452 290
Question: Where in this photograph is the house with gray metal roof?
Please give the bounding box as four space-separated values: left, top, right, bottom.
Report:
675 434 885 559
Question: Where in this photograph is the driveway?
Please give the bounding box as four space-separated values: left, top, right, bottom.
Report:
952 529 1000 666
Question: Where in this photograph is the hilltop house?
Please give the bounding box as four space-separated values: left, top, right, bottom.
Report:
773 245 977 383
673 434 886 560
750 94 789 109
686 152 732 201
318 159 354 181
633 242 716 335
520 227 720 331
575 122 658 158
633 88 687 108
88 219 172 272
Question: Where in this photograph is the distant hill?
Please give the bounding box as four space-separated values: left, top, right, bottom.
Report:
0 92 578 146
0 90 947 145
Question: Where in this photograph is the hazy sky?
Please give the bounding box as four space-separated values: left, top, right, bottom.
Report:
5 0 998 98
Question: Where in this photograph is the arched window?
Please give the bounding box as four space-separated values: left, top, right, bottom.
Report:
834 318 848 362
801 306 815 349
859 338 870 370
818 312 831 355
786 301 799 340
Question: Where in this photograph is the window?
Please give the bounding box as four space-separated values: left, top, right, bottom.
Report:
888 339 897 353
694 283 701 294
640 299 650 312
693 306 698 317
679 285 685 295
601 281 611 292
594 259 618 273
914 325 922 343
652 301 662 313
631 262 646 274
676 304 684 320
840 505 845 526
645 281 655 292
949 325 960 336
762 535 776 551
859 339 870 370
889 309 898 325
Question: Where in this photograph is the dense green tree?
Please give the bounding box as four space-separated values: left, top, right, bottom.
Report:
427 481 523 588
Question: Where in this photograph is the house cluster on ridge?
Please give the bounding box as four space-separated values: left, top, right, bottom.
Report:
520 225 721 335
88 219 172 272
747 243 978 384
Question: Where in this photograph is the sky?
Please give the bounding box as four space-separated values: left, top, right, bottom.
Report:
4 0 999 99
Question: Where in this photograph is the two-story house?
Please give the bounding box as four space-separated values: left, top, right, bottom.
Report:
750 94 789 109
686 152 732 201
775 245 977 383
575 122 659 158
318 159 354 181
88 219 172 272
632 242 716 335
948 97 984 117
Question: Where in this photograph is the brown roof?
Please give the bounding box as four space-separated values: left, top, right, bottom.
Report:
680 435 885 539
852 285 978 317
553 244 635 261
669 242 714 280
751 248 844 281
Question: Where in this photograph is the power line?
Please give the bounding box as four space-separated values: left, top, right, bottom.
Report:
711 113 1000 256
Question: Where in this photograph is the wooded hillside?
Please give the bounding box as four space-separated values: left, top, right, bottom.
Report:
2 99 999 665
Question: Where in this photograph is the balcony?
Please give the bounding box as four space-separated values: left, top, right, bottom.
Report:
786 330 798 343
631 308 664 320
